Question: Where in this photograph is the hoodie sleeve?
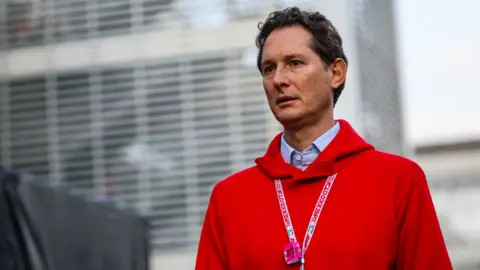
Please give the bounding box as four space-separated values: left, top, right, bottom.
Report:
396 174 453 270
195 184 229 270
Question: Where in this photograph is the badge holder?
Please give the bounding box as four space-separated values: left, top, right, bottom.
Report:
284 241 302 264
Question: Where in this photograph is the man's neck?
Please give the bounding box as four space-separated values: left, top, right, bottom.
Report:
283 117 335 152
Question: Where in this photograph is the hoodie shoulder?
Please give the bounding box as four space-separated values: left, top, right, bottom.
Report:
364 149 426 180
213 165 265 192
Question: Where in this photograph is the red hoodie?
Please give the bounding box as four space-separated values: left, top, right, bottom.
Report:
196 120 452 270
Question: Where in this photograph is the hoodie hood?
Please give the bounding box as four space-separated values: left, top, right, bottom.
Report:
255 119 374 181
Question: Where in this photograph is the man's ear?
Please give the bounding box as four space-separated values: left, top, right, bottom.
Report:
329 58 347 90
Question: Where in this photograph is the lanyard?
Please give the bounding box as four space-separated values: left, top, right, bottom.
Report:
275 174 337 269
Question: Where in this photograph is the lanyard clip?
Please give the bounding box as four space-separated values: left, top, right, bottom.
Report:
283 241 302 264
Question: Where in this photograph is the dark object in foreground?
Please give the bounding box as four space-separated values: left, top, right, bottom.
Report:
0 167 150 270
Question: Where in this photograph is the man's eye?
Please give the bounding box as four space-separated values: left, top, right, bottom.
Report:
263 66 275 74
289 60 302 66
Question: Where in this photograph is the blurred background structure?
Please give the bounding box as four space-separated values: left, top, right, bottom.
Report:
0 0 478 269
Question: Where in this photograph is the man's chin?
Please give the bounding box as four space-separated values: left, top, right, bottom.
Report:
274 112 304 127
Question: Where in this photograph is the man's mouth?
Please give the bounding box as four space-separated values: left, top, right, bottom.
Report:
277 95 297 105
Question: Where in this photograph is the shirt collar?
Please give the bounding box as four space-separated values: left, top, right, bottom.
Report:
280 121 340 163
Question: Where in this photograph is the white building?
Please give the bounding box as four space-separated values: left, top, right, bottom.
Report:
414 139 480 270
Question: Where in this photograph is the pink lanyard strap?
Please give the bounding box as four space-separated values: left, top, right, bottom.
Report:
275 174 337 264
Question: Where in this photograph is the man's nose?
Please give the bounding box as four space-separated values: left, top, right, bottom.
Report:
272 67 290 88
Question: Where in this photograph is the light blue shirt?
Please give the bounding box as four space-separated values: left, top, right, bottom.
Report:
281 122 340 170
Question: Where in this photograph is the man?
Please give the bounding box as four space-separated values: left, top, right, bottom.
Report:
196 7 452 270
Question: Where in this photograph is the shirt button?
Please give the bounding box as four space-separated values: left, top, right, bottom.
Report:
295 154 302 161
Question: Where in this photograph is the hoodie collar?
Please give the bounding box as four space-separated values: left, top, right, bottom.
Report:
255 119 374 181
280 121 340 164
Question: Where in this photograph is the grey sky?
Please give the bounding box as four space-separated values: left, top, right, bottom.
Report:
395 0 480 146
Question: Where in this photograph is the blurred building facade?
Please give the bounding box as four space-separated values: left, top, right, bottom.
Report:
1 0 477 269
415 139 480 270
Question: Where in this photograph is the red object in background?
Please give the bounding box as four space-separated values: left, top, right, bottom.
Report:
9 20 30 39
195 120 453 270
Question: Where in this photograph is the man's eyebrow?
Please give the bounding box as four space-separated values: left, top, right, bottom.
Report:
284 54 303 60
261 59 275 67
261 54 304 67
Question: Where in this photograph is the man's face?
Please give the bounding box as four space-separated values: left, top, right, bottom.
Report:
260 25 342 127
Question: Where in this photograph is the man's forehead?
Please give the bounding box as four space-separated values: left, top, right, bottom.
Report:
264 26 312 49
262 27 313 62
